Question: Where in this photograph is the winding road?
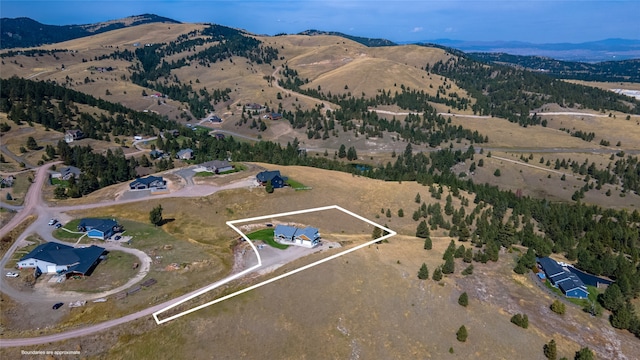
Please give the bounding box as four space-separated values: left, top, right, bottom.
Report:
0 163 255 347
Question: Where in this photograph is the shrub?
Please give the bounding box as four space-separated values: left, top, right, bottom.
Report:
456 325 468 342
510 313 529 329
550 300 566 315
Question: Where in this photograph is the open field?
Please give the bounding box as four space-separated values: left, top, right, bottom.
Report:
2 235 638 359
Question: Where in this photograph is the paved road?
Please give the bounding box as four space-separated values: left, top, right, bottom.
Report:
0 144 34 169
0 164 257 347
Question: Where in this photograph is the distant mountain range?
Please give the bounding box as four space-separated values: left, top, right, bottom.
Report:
415 38 640 62
2 15 638 64
0 14 180 49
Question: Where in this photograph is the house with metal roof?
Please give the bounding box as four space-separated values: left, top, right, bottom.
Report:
274 225 320 248
537 257 589 299
78 218 122 240
17 242 106 276
256 170 288 188
129 175 166 190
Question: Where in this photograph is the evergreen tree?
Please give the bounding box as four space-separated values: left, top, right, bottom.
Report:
338 144 347 158
461 264 474 275
456 325 468 342
574 347 594 360
432 266 443 281
458 292 469 307
415 193 421 203
26 136 39 150
397 208 404 217
463 248 473 263
416 220 430 238
265 180 274 193
149 204 163 226
611 302 634 329
543 339 557 360
418 263 429 280
423 236 432 250
442 255 455 274
600 283 624 312
443 240 456 259
372 226 382 240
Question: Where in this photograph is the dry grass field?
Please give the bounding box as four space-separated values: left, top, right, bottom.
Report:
1 23 640 358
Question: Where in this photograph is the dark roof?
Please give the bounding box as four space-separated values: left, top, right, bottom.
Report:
256 170 287 182
558 276 587 292
130 175 164 187
19 242 105 275
79 218 118 233
67 246 106 274
60 166 81 177
538 257 565 277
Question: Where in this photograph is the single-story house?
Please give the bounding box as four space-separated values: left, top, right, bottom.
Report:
246 103 266 112
197 160 233 174
538 257 589 299
149 149 164 159
206 115 222 123
160 129 179 139
129 175 166 190
51 166 82 181
256 170 287 188
274 225 320 248
267 112 282 120
78 218 122 240
64 129 84 143
17 242 106 276
177 148 194 160
0 175 14 188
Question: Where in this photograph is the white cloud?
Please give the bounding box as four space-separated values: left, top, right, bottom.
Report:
444 27 454 33
411 26 423 33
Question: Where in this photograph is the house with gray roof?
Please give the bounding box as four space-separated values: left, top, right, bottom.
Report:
274 224 320 248
197 160 233 174
130 175 166 190
17 242 105 276
177 148 194 160
51 166 82 181
78 218 122 240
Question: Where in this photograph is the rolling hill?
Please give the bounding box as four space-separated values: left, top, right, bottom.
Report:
0 14 180 49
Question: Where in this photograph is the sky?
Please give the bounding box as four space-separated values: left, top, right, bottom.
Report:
1 0 639 43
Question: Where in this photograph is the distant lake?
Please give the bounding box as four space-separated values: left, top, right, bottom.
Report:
569 267 614 287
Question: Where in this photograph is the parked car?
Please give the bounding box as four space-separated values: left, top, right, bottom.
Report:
55 223 62 229
52 302 64 310
5 272 19 278
48 219 58 226
114 235 122 240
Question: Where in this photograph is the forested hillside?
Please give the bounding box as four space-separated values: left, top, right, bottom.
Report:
470 53 640 83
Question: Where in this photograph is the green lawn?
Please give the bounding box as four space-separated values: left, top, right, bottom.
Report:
193 171 215 177
246 228 288 250
286 178 309 190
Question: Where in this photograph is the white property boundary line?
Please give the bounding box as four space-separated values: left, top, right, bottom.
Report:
152 205 396 324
